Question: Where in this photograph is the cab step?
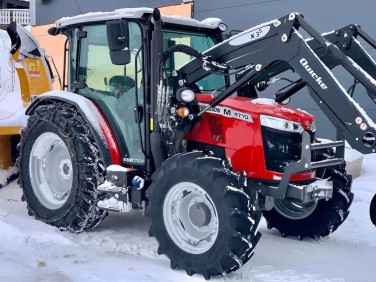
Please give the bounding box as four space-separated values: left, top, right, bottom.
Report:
97 197 132 213
97 180 122 194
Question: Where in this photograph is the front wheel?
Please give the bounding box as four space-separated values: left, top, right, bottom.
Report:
147 152 262 279
263 162 353 239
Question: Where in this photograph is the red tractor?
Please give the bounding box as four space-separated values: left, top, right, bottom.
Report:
12 8 376 278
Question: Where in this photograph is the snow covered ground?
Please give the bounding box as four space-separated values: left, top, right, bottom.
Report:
0 154 375 282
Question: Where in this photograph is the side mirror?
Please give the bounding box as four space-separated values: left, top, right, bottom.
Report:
106 20 131 65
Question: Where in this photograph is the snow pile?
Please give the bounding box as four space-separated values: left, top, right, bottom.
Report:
0 29 11 49
251 98 277 105
344 147 363 162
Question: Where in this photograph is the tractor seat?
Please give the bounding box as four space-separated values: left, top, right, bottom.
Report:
108 75 136 97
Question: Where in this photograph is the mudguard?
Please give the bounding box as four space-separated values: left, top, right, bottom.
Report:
26 90 121 167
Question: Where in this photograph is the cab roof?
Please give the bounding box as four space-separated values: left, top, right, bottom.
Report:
56 7 223 30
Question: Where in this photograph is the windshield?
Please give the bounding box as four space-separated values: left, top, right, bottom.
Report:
163 29 225 92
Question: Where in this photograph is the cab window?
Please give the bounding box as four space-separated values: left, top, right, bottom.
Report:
163 30 226 93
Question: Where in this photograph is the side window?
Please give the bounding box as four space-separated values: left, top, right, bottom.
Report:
77 22 145 163
163 30 225 92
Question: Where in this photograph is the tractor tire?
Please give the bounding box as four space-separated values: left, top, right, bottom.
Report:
17 103 107 232
263 155 353 240
370 194 376 226
147 152 262 279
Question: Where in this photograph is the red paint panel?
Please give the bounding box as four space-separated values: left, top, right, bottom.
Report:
93 104 122 165
185 94 315 182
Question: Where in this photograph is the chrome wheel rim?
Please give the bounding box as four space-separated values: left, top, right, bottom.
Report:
163 182 219 254
274 198 318 220
29 132 73 210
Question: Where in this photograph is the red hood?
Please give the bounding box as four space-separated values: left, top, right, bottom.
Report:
196 94 315 130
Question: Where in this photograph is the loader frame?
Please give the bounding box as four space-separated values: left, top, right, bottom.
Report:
173 13 376 156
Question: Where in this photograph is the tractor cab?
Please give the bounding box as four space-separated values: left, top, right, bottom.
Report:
52 8 227 169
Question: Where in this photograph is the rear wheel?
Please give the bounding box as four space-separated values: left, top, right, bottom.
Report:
263 157 353 239
17 103 107 232
147 152 262 279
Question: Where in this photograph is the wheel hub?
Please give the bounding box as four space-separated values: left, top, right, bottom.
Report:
59 159 72 180
29 132 73 210
163 182 219 254
189 202 211 227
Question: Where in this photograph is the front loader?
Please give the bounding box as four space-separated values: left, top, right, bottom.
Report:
10 7 376 278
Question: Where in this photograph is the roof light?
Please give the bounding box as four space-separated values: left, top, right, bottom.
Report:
218 23 227 32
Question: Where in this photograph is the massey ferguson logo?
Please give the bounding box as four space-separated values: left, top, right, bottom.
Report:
300 58 328 90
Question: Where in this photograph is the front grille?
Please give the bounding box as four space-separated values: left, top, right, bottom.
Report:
262 127 315 173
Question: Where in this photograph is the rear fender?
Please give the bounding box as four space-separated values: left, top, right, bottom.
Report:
26 90 121 167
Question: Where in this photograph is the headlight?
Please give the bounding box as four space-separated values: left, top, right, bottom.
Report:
260 115 303 133
176 88 196 103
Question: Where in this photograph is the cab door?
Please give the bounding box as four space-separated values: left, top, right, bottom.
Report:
69 22 145 165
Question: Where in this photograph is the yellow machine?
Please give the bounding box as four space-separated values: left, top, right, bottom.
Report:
0 22 53 169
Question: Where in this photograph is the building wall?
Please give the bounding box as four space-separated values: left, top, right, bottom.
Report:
194 0 376 139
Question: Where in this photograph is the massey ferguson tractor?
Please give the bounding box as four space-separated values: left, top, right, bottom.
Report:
6 7 376 278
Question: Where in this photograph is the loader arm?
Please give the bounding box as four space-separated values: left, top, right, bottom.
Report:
178 13 376 154
307 24 376 102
